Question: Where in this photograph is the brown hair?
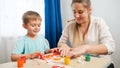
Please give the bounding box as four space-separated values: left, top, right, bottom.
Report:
22 11 42 24
71 0 91 8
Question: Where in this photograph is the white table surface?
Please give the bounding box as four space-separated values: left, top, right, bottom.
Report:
0 56 111 68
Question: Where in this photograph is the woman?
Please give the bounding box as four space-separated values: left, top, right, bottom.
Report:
58 0 115 68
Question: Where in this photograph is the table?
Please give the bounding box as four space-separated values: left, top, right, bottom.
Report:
0 56 111 68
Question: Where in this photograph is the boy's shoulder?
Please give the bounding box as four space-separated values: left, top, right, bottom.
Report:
37 34 45 38
17 35 46 41
17 36 27 42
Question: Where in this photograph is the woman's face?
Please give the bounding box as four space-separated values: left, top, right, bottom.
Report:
72 3 91 24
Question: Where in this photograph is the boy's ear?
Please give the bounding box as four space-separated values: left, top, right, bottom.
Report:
22 23 27 29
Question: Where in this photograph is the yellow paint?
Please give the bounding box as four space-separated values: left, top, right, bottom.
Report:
64 56 70 65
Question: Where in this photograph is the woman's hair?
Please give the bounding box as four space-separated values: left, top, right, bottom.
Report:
22 11 42 24
71 0 91 46
72 23 83 46
71 0 91 8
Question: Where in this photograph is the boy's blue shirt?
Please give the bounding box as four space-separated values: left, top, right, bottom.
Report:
12 35 49 54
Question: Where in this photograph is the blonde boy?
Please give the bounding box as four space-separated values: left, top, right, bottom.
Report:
11 11 50 61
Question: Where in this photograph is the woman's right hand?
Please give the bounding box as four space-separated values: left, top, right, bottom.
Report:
58 43 71 57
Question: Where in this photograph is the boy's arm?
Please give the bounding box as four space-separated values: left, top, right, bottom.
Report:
11 54 21 61
11 53 32 61
44 39 50 54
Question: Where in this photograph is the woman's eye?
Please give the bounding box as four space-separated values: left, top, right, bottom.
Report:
73 11 83 14
31 24 35 27
73 11 76 14
78 11 83 14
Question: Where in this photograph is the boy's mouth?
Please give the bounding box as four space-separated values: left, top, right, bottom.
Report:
33 30 39 33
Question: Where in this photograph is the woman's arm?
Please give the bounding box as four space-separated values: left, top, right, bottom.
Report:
11 52 42 61
86 44 108 55
69 44 108 58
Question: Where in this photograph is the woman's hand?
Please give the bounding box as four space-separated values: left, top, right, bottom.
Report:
49 48 59 53
69 45 89 58
58 43 71 57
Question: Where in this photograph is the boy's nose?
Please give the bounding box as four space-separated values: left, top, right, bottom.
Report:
35 26 40 30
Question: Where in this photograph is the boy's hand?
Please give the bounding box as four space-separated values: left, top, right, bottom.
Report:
27 52 44 59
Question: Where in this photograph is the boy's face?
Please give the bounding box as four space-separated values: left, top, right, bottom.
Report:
23 19 41 37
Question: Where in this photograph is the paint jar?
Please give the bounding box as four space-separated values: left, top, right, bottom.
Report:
64 56 70 65
85 54 90 61
21 56 26 63
17 59 23 68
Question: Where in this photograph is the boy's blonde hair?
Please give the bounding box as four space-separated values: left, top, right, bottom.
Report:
22 11 42 24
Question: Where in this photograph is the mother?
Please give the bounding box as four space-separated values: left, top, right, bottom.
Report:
58 0 115 68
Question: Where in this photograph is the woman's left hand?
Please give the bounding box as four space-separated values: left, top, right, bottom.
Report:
69 45 89 58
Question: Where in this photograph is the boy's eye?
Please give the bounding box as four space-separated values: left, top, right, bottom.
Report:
30 24 40 27
31 24 35 27
38 24 40 27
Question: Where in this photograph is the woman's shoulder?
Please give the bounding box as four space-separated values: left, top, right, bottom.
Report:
65 19 76 28
91 16 109 29
91 16 104 21
91 16 106 25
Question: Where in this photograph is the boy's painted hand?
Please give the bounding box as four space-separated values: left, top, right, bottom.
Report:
35 52 45 60
28 52 44 59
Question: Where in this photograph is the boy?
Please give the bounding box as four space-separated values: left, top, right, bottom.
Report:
11 11 50 61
